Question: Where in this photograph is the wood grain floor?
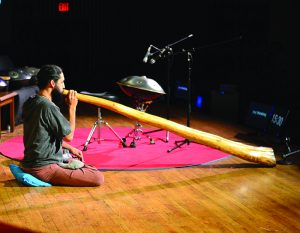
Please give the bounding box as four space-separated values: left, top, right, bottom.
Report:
0 101 299 233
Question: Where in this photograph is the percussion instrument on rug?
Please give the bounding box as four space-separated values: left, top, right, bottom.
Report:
117 76 166 147
117 75 166 102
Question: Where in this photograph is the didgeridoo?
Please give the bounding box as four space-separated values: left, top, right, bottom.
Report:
63 90 276 167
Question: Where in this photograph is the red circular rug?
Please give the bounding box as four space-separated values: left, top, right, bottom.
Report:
0 127 231 170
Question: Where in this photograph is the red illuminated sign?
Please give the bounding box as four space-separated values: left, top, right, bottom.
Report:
58 2 69 12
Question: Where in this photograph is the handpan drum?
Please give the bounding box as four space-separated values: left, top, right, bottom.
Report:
8 66 40 88
117 75 166 147
117 76 165 102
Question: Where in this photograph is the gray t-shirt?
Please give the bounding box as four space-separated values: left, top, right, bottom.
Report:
21 95 71 168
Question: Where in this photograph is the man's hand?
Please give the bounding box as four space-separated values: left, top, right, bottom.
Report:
64 90 77 142
69 147 84 162
66 90 78 109
62 142 84 162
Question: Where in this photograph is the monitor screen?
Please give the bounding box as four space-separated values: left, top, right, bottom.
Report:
245 102 274 131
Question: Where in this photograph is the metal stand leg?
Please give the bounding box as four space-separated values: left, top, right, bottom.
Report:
167 139 191 152
143 128 169 143
83 119 99 151
123 121 155 148
122 101 156 148
83 107 126 151
277 137 300 165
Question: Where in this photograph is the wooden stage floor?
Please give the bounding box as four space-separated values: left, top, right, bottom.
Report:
0 101 299 233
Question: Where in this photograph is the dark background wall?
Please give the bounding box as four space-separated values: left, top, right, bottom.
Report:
0 0 299 136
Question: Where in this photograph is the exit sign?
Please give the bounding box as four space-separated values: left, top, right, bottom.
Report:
58 2 69 12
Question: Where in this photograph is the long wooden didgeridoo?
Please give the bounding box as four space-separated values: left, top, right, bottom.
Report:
63 90 276 167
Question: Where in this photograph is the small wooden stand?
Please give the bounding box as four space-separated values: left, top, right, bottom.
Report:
0 91 18 138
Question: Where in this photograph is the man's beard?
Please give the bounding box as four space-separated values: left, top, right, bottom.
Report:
51 87 64 106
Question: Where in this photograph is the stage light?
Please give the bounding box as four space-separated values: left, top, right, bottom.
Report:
196 96 203 109
58 2 69 12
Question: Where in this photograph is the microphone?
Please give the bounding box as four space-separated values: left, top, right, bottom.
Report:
143 45 152 63
149 48 167 64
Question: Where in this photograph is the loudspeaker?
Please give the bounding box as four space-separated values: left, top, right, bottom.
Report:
211 90 239 122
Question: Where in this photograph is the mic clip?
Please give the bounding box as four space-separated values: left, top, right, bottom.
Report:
150 46 173 64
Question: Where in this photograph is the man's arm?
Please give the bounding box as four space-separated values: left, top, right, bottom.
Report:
64 90 77 141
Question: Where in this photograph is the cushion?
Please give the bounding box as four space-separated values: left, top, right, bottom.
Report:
9 164 52 187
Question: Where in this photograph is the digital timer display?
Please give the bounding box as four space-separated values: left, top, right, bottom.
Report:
268 108 289 137
271 113 284 127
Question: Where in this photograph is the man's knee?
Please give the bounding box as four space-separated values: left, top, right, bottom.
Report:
93 173 105 186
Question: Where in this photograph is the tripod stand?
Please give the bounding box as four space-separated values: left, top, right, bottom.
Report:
82 106 126 151
168 51 193 152
143 34 194 143
80 91 126 151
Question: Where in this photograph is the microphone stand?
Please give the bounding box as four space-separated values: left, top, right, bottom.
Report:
143 46 173 142
166 35 243 152
144 34 194 143
168 50 193 152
